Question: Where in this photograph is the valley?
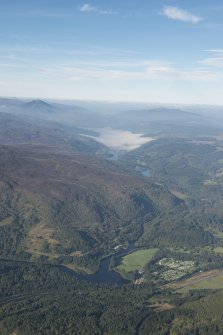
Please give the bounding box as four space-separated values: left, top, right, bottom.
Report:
2 1 223 332
1 98 223 334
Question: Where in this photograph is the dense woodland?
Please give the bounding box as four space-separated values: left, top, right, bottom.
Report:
2 260 223 335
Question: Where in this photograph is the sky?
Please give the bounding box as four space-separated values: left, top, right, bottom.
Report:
1 0 223 104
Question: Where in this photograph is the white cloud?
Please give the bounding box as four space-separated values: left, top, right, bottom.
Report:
200 50 223 68
2 45 223 85
78 3 116 15
205 49 223 53
161 6 203 23
79 4 96 12
201 57 223 68
179 69 223 82
144 61 174 76
35 59 223 84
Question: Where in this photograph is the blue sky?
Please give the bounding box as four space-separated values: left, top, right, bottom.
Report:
1 0 223 104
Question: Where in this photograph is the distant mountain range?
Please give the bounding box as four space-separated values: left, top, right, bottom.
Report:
23 99 56 113
0 110 104 155
0 97 220 134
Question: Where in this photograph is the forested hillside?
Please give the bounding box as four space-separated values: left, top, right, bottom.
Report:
1 260 223 335
0 144 182 273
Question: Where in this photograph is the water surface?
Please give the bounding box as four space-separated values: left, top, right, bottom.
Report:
142 170 150 177
61 244 135 285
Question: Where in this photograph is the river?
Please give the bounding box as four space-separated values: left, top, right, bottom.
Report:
142 169 150 177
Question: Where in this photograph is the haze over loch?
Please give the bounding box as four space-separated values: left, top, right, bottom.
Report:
83 128 155 151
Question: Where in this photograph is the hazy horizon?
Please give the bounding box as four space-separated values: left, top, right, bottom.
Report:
2 95 223 109
1 0 223 105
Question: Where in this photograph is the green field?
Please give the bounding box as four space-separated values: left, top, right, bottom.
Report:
179 274 223 292
167 247 191 254
214 247 223 254
205 226 223 239
116 248 158 274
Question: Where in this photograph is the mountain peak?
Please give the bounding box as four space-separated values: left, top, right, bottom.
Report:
23 99 55 113
25 99 53 108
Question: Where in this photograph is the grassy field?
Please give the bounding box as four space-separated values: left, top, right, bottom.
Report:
0 217 13 227
170 190 189 200
116 248 158 274
207 227 223 239
204 179 219 186
214 247 223 254
179 274 223 292
167 247 191 254
167 270 223 292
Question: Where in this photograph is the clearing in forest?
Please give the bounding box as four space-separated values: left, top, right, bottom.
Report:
116 248 158 274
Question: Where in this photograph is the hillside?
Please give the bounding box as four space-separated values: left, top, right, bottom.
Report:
0 111 105 155
105 107 223 136
0 97 107 128
22 99 56 115
0 144 183 272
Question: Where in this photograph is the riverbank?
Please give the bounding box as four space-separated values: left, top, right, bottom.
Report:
60 243 136 285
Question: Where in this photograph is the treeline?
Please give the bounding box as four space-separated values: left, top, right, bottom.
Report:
0 260 155 335
1 260 223 334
